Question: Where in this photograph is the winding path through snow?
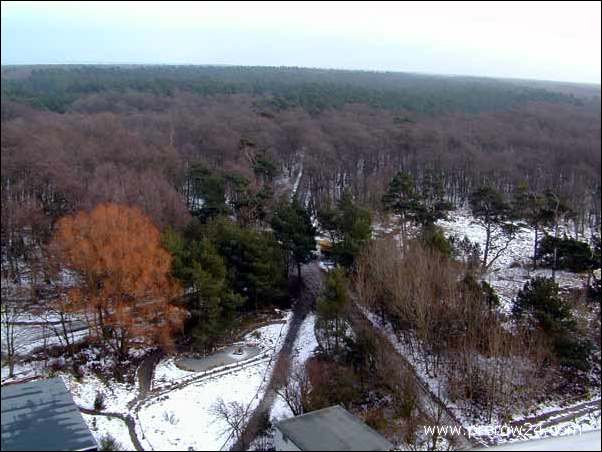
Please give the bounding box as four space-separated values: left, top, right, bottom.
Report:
230 262 323 451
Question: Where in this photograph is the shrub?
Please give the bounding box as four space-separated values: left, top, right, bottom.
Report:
553 335 593 372
536 235 594 272
419 224 453 258
513 277 574 333
99 434 123 451
94 391 105 411
513 276 591 371
481 281 500 308
364 408 388 431
450 235 481 267
306 359 359 411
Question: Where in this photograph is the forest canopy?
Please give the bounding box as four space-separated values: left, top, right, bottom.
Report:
2 65 599 114
2 65 600 285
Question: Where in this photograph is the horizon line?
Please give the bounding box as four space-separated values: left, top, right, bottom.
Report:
1 62 601 87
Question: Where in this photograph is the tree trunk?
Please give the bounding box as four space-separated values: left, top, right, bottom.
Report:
533 225 539 269
483 222 491 267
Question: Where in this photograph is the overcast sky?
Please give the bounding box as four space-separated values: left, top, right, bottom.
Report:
1 1 600 84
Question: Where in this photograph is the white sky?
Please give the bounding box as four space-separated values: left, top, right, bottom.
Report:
1 1 600 84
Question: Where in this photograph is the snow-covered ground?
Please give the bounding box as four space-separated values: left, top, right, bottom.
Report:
364 209 600 448
62 371 138 414
290 314 318 369
83 413 136 451
477 429 601 451
152 312 291 390
2 299 295 452
270 314 318 423
436 208 594 313
138 362 269 451
152 357 197 389
1 358 47 382
1 321 90 358
137 319 292 451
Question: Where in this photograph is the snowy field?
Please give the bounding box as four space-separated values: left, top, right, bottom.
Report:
436 208 595 313
83 413 136 451
137 319 292 451
1 303 294 452
138 362 268 450
62 371 138 414
152 312 291 390
477 429 601 451
269 314 318 424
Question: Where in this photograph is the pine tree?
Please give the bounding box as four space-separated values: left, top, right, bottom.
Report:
318 191 372 268
469 186 515 268
383 171 452 246
271 196 316 282
316 268 349 354
512 183 556 269
382 171 422 245
513 276 592 371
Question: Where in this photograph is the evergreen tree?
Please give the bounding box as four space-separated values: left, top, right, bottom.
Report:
382 171 422 245
207 218 287 309
253 149 278 184
512 183 557 269
469 186 515 268
316 268 350 354
419 169 454 225
318 191 372 268
513 276 592 371
188 165 227 221
383 171 452 246
225 173 273 227
271 196 316 281
418 224 453 258
187 240 244 353
162 228 244 353
536 234 595 273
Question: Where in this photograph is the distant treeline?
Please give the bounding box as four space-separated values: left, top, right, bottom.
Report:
1 66 600 271
1 65 595 114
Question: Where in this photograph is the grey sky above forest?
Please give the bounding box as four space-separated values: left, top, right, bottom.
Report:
1 1 600 84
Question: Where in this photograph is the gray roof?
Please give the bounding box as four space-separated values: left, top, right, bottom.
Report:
1 378 98 451
275 405 394 451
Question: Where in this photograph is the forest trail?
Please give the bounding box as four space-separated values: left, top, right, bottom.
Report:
78 406 144 451
229 261 323 451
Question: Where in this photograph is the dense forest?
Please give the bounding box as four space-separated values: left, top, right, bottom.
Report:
2 65 600 232
2 65 601 448
3 64 600 350
3 65 598 114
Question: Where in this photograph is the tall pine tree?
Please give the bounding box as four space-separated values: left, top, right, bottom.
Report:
271 196 317 281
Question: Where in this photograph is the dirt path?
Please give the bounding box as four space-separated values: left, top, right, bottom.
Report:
473 397 602 446
77 264 322 452
78 407 145 451
230 262 323 451
512 398 600 428
137 350 164 398
78 350 165 452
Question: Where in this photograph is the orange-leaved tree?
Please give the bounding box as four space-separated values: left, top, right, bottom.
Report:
52 203 186 360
